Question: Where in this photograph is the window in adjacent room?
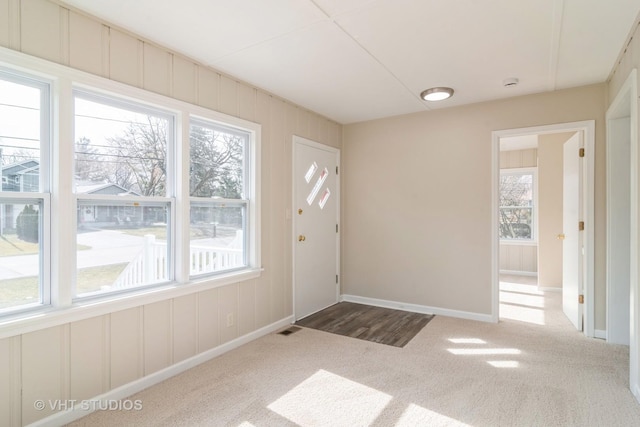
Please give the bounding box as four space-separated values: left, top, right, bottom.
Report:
499 168 537 241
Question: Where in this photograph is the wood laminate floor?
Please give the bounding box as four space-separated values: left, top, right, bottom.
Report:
295 302 434 347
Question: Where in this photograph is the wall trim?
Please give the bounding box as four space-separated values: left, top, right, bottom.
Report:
594 329 607 340
28 316 294 427
340 294 494 323
499 270 538 277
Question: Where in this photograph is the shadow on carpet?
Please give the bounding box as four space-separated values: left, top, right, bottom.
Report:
295 302 434 347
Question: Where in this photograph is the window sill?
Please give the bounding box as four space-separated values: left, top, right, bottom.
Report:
0 267 263 340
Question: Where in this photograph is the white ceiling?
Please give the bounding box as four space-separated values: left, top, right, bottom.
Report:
60 0 640 124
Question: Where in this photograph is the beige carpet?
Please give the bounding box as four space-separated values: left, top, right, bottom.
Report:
69 279 640 426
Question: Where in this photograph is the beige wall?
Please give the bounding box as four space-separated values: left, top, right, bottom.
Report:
537 132 574 288
499 148 538 274
0 0 341 425
343 84 606 318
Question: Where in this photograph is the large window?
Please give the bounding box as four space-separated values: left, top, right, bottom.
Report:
189 120 249 277
0 52 259 319
499 168 536 241
73 91 174 298
0 69 50 312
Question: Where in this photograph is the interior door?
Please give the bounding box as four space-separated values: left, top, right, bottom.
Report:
562 133 582 330
293 137 339 320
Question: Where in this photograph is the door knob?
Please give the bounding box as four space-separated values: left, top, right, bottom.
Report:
557 233 565 240
298 235 306 242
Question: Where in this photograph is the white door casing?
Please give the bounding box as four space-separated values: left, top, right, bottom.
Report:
562 132 582 331
293 136 339 320
606 68 639 402
607 116 631 345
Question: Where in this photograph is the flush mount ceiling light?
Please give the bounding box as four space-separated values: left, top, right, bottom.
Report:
420 87 454 101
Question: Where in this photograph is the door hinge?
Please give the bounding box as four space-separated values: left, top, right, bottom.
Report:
336 224 339 233
578 221 584 231
578 294 584 304
579 148 585 158
336 274 339 283
336 166 339 174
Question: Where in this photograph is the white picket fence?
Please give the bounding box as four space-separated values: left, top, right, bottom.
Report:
112 233 243 289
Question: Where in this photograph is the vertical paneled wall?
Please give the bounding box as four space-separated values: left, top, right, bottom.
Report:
0 0 342 425
499 148 538 274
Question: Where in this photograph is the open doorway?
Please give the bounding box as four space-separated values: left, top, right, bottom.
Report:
498 132 578 327
491 121 595 337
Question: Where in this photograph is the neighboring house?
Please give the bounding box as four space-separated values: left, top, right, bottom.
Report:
1 160 149 232
1 160 40 234
0 159 39 193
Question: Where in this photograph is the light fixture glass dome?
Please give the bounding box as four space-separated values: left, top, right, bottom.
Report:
420 87 454 101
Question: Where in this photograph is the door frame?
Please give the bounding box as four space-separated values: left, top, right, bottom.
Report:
491 120 595 337
292 135 340 320
606 68 639 401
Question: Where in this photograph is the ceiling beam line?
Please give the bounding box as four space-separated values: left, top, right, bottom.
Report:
548 0 565 91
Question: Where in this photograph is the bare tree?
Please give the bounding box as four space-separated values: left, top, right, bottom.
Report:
189 125 243 198
499 174 533 239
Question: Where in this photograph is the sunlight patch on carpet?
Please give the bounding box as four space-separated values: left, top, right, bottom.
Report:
267 369 391 426
448 338 487 344
398 403 471 427
487 360 520 368
500 302 545 325
448 348 521 355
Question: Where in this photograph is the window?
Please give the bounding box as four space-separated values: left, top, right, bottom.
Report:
189 119 249 277
0 69 50 313
499 168 536 241
0 51 260 321
73 91 174 298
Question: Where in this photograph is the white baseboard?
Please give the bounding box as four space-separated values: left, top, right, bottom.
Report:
594 329 607 340
340 294 493 323
633 382 640 404
29 316 294 427
500 270 538 277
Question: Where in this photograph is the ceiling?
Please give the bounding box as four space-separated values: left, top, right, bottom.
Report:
60 0 640 124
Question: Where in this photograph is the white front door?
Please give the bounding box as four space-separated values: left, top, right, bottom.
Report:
293 136 339 320
562 133 583 330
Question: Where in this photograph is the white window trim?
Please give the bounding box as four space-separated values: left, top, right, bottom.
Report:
0 66 52 313
499 166 538 244
0 46 261 332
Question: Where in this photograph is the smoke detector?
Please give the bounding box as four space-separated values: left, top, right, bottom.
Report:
503 78 519 87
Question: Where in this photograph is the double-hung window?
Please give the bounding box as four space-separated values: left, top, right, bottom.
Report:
189 119 250 277
0 69 51 313
73 90 175 298
499 168 537 241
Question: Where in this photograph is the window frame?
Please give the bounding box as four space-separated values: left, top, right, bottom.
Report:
72 89 177 300
188 117 252 279
499 167 538 244
0 47 261 327
0 67 52 315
